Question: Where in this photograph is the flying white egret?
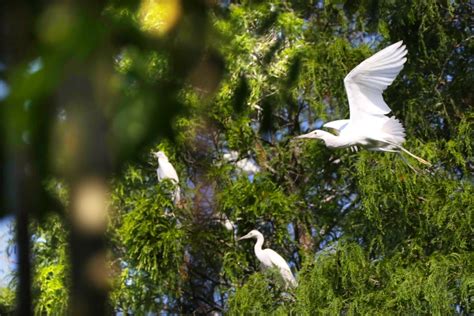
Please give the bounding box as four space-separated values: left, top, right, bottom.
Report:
239 230 297 288
296 41 430 167
153 151 181 204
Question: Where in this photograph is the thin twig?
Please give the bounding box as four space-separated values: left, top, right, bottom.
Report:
435 35 474 92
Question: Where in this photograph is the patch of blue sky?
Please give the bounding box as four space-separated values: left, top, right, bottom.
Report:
28 57 43 74
315 240 338 258
0 216 15 287
247 173 255 182
0 80 10 101
363 33 383 48
313 118 324 129
275 129 286 142
300 119 310 131
287 222 295 240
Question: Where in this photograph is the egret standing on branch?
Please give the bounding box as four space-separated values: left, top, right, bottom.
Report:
154 151 181 205
239 230 297 288
296 41 431 167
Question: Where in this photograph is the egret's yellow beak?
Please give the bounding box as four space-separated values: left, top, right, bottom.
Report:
295 133 312 139
238 233 252 241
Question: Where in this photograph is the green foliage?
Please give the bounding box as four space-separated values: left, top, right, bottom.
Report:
228 273 274 315
219 175 298 226
31 214 69 315
294 242 473 315
108 161 186 311
6 0 471 314
0 287 15 315
116 183 185 291
228 272 292 315
34 264 68 316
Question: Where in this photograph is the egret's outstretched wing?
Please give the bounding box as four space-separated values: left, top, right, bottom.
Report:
264 249 297 287
344 41 407 122
324 119 349 131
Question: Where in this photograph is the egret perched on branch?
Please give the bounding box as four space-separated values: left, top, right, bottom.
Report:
296 41 430 167
239 230 297 288
153 151 181 204
219 213 235 231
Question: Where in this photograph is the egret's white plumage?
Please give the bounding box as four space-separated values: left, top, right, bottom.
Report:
221 214 235 231
223 151 261 175
214 212 235 231
154 151 181 204
296 41 430 166
239 230 297 288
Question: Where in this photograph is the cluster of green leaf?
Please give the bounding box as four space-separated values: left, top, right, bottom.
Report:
0 287 15 315
109 163 186 311
294 242 472 314
215 1 473 314
31 213 69 315
19 0 473 314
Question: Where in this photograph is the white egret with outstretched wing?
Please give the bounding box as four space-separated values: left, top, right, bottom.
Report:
296 41 430 167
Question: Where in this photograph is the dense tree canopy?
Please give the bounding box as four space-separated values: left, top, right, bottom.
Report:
0 0 472 314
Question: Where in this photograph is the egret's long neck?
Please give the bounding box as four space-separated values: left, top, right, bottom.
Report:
317 130 345 148
254 234 264 254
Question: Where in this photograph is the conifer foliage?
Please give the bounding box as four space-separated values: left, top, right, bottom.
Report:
0 0 472 314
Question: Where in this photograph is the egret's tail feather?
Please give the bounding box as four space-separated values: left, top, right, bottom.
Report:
280 268 297 288
382 117 406 145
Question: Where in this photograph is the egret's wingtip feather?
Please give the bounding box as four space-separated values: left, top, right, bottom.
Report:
394 40 404 47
